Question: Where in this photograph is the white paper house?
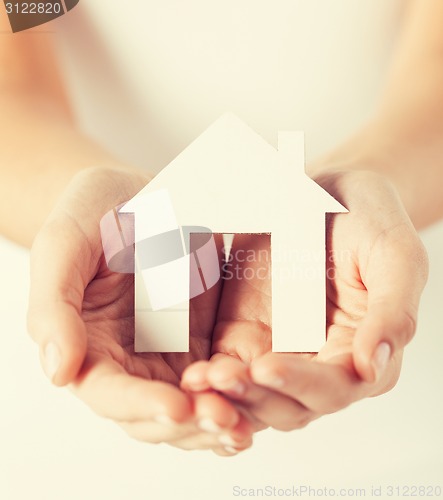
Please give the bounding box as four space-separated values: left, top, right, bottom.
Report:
121 113 347 353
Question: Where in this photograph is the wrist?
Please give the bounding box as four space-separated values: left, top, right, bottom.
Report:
306 126 420 226
31 164 151 250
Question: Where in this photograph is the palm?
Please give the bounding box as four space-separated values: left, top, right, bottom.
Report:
29 168 257 453
80 253 219 386
30 168 424 443
46 167 217 391
184 171 425 430
213 218 368 366
317 211 402 384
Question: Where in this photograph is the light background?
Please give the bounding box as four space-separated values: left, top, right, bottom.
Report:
1 1 443 498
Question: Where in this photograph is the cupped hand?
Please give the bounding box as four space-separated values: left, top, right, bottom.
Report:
27 166 252 455
182 170 429 432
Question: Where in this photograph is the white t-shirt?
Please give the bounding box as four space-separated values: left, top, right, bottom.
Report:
55 0 404 173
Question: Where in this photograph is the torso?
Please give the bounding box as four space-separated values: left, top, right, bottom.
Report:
56 0 405 172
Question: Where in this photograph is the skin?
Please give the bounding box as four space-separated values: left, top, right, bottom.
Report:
1 10 253 455
0 0 442 453
183 0 443 427
27 167 254 455
181 171 428 431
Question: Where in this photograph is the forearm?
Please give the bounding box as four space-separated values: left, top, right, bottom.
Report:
308 109 443 230
0 90 138 247
0 14 144 247
309 0 443 230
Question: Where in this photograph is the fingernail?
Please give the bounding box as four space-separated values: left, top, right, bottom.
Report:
42 342 61 382
224 446 239 454
218 380 246 396
219 434 238 447
372 342 391 381
154 415 176 426
269 376 285 388
198 418 222 433
230 381 246 395
187 383 209 392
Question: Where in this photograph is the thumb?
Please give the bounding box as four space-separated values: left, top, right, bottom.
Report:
27 221 92 386
353 232 428 383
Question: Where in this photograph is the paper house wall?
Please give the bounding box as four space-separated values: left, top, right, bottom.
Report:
120 113 347 352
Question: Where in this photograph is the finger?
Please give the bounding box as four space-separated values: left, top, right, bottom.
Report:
181 360 212 392
189 233 224 350
120 418 251 450
205 354 315 431
173 434 253 453
185 355 315 431
169 433 253 454
250 353 373 414
212 432 254 456
70 354 193 423
212 320 271 363
214 234 271 361
193 391 242 432
118 420 198 445
212 446 249 457
213 428 253 456
171 398 254 452
117 382 254 449
119 419 247 451
353 226 428 382
172 417 254 453
27 221 94 386
212 421 254 456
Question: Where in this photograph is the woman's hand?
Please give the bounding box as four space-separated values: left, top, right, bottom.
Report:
182 170 429 431
27 166 253 455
